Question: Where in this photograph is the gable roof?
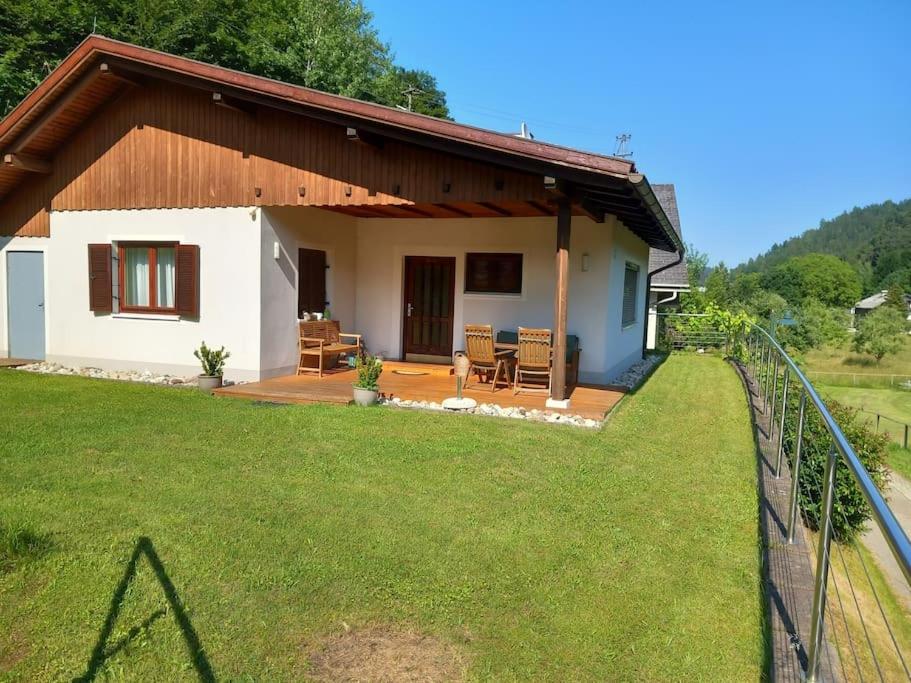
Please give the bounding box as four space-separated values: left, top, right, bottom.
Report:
648 184 689 288
855 291 911 311
0 35 682 251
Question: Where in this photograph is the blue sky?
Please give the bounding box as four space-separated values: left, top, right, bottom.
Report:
368 0 911 266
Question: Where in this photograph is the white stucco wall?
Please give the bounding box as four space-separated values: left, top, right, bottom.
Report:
259 207 357 377
3 206 652 386
0 207 263 380
604 226 651 379
353 213 649 384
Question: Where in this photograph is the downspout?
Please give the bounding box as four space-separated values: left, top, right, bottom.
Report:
656 290 678 306
641 248 685 359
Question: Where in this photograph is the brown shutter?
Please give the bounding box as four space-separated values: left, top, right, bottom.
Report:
87 243 113 312
175 244 199 317
298 248 327 316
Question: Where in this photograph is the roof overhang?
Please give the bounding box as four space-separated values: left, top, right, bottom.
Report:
0 35 682 252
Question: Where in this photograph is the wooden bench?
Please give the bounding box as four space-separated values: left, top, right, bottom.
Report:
298 320 361 377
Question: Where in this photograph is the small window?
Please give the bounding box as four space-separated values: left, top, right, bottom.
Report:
465 252 523 294
622 262 639 327
118 243 177 313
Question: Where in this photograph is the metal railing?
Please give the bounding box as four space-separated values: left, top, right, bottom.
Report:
662 313 911 681
746 323 911 682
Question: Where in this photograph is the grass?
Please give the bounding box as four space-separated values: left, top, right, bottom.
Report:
0 522 53 574
802 339 911 388
0 354 762 681
807 530 911 682
816 384 911 479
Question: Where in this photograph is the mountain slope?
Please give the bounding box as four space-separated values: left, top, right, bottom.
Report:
738 198 911 292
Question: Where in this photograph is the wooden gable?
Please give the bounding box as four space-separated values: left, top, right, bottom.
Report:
0 81 552 237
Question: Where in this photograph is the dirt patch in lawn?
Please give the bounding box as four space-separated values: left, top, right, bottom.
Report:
307 625 467 682
0 628 29 673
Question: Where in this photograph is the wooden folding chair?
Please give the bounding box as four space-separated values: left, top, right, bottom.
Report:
514 327 552 395
464 324 513 392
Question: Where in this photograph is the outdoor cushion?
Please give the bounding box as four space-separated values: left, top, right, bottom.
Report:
496 330 579 362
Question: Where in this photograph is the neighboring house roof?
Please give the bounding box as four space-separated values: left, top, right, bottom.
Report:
854 291 911 311
0 35 682 252
647 184 689 289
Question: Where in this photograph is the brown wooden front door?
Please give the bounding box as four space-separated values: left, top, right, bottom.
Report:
402 256 456 358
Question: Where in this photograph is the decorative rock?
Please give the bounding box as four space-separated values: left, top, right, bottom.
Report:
16 361 199 390
611 354 664 390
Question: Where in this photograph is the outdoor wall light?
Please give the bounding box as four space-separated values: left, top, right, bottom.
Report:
581 253 590 272
273 241 281 260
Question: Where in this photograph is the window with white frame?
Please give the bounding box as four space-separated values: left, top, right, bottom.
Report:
621 262 639 327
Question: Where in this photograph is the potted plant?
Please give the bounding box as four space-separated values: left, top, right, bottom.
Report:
194 341 230 392
352 353 382 406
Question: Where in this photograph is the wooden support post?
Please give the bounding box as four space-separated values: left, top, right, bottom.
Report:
551 199 571 403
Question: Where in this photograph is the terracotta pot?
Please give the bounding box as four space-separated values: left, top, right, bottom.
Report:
198 375 223 392
352 385 378 406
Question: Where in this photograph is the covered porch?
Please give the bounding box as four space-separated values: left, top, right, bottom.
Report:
215 360 626 420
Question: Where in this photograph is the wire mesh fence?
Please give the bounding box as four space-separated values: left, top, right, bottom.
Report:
806 371 911 390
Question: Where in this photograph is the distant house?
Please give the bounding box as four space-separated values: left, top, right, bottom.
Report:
646 184 689 349
852 291 911 325
0 36 682 405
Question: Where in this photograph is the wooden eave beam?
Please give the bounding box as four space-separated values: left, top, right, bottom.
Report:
212 92 256 117
477 201 512 217
396 204 434 218
10 65 102 153
576 199 605 224
98 62 144 87
526 200 553 216
345 127 384 148
435 203 473 218
3 152 51 174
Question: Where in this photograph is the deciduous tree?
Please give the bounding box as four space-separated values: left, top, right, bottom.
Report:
852 307 908 362
0 0 449 118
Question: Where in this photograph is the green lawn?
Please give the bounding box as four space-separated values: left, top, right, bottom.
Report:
803 338 911 387
817 384 911 479
0 354 762 681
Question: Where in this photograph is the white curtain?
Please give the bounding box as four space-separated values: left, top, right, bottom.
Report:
124 247 149 307
156 247 176 308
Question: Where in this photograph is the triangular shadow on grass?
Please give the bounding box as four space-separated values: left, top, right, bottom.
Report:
74 536 215 682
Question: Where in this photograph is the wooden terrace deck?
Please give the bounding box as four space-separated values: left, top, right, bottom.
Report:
214 361 626 421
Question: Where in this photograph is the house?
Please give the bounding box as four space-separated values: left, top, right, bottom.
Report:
645 184 689 349
0 36 682 406
852 290 911 325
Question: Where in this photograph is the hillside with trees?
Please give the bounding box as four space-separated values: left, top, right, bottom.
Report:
738 198 911 294
0 0 449 118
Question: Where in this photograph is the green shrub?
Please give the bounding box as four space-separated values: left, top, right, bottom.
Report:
778 299 850 352
0 521 53 573
779 389 890 541
194 341 231 376
354 353 383 390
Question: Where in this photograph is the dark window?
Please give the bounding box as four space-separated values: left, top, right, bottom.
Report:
622 262 639 327
465 253 523 294
298 248 327 316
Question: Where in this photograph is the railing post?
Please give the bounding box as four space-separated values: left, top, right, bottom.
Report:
762 344 771 411
775 368 790 478
769 355 779 431
787 390 806 544
905 424 909 450
806 442 837 683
